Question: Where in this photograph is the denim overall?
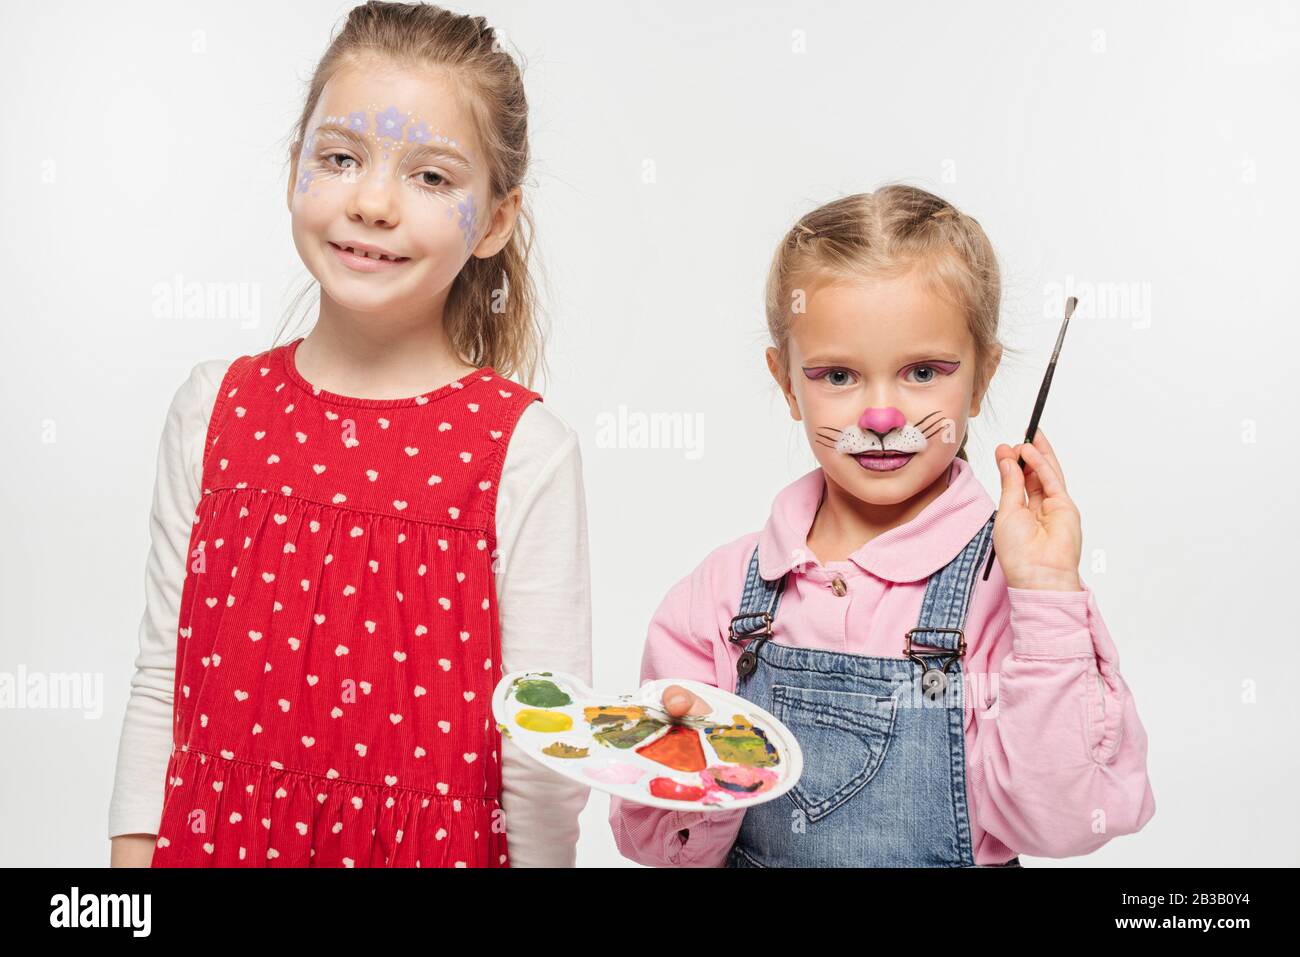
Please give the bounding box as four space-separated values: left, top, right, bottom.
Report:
723 512 1021 868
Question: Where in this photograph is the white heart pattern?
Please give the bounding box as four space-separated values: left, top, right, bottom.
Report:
150 346 530 867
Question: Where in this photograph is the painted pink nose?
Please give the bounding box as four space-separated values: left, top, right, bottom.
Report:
858 407 906 434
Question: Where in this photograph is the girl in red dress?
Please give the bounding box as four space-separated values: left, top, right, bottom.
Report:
109 3 590 868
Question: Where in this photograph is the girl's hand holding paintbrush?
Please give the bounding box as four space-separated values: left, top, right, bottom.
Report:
992 429 1083 592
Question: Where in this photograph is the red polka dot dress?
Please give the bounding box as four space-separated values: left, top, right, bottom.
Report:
150 337 539 867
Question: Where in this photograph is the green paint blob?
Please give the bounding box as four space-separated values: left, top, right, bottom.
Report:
512 678 572 708
594 717 667 749
708 724 780 768
516 708 574 732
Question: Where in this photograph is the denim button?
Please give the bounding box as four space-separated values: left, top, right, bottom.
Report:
737 650 757 677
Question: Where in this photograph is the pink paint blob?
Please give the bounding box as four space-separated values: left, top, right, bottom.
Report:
701 764 779 798
585 763 645 785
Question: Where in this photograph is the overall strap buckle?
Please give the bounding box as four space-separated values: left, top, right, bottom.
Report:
728 611 774 643
730 546 786 679
903 626 967 662
904 626 966 703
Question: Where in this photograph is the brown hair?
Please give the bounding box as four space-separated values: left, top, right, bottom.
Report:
275 1 545 387
765 183 1017 462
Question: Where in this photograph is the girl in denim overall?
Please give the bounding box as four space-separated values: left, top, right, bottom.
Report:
609 184 1155 868
725 513 1000 867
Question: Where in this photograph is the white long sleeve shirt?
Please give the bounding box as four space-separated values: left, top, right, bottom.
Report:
108 357 593 867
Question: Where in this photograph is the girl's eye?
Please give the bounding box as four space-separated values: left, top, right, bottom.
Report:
417 170 448 188
904 360 959 383
324 152 358 170
802 366 858 386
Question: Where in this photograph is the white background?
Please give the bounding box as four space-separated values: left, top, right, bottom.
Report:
1 0 1297 866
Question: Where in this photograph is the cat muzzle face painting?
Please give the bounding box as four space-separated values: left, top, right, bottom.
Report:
816 408 947 473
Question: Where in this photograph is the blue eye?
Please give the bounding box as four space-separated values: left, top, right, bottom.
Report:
802 366 858 386
904 360 960 382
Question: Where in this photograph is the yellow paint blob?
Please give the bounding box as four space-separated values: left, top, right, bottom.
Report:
516 708 573 732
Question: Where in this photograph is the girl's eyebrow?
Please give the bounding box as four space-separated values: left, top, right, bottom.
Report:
802 354 859 367
311 124 472 169
311 124 366 147
403 143 473 170
802 353 962 367
900 353 962 365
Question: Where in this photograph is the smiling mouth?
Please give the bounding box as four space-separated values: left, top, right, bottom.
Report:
328 242 410 263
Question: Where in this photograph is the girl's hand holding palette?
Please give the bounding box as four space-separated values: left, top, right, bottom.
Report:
491 671 804 811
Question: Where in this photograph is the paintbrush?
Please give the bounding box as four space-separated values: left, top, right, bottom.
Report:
651 703 703 729
647 704 684 727
981 295 1078 581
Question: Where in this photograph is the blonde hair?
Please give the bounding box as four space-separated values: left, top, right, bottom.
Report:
276 1 545 387
765 183 1012 462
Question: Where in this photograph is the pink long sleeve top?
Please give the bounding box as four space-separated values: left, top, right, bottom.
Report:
609 456 1156 866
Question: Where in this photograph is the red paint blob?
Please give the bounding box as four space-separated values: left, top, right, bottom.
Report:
649 777 706 801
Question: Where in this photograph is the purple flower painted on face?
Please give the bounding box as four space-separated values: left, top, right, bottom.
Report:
374 106 406 144
406 119 432 145
296 168 316 193
457 193 479 251
345 111 368 134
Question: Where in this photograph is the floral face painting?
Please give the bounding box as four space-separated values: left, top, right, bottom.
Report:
288 61 495 318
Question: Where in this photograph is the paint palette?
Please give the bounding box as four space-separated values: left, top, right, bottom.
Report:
492 671 804 812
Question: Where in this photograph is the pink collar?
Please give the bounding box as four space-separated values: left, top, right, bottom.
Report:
757 455 997 584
